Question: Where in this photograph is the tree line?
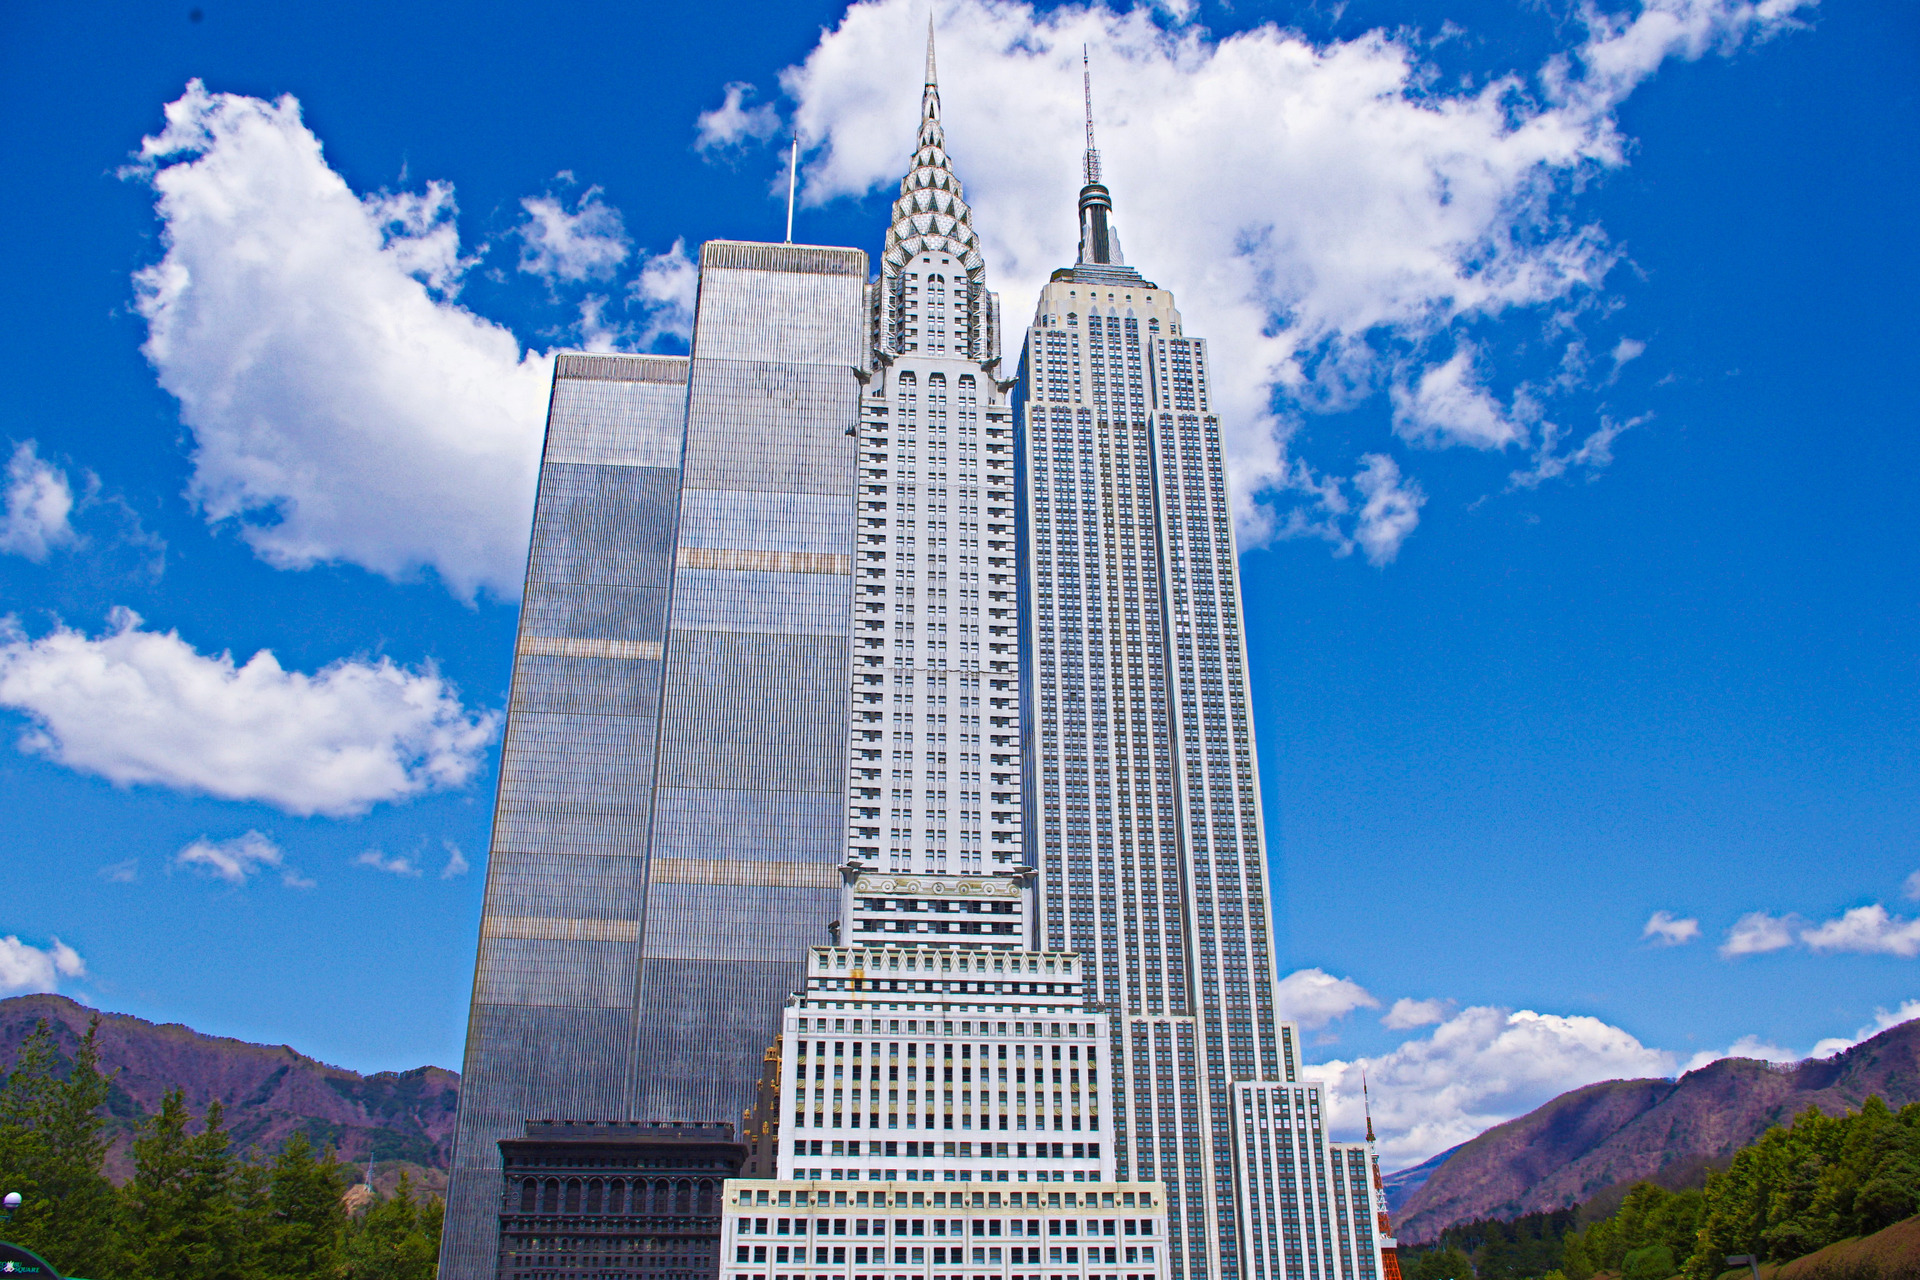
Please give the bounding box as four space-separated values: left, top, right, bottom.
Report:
1400 1094 1920 1280
0 1017 442 1280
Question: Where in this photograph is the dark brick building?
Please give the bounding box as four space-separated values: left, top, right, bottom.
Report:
496 1120 747 1280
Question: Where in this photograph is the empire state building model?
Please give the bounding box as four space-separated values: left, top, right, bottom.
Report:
1017 60 1389 1280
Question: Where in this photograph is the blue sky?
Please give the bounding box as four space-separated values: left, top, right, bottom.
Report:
1 0 1913 1165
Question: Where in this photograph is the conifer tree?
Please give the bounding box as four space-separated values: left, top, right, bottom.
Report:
0 1017 116 1277
342 1170 441 1280
257 1131 346 1280
121 1091 257 1280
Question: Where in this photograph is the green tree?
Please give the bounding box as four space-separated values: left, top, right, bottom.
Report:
341 1171 442 1280
0 1017 117 1278
119 1090 257 1280
1557 1230 1594 1280
258 1131 347 1280
1408 1245 1476 1280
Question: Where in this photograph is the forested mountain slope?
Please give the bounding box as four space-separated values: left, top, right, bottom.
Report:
1396 1019 1920 1242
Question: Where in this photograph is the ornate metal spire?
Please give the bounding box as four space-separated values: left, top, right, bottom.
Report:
877 16 991 358
881 19 980 280
925 12 939 91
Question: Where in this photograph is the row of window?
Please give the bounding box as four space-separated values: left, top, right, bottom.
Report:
736 1216 1149 1240
736 1246 1158 1267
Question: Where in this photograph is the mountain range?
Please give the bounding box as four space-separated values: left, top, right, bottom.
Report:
0 993 458 1192
1393 1017 1920 1242
7 990 1917 1239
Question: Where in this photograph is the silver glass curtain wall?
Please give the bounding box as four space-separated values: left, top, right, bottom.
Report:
441 241 868 1280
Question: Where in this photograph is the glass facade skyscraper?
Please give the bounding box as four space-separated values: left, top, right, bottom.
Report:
443 242 869 1280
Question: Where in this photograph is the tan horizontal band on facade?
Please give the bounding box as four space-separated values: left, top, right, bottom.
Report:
675 547 853 575
555 352 690 383
649 858 840 890
518 635 664 661
482 915 640 943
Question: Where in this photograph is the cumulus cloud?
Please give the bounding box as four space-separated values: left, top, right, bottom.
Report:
127 80 552 599
1810 1000 1920 1058
1392 347 1524 451
1315 1005 1676 1166
696 82 783 152
1905 870 1920 901
441 841 471 879
630 240 700 347
355 848 423 877
0 936 87 995
0 607 499 817
1350 455 1425 565
1681 1033 1801 1073
1611 337 1647 368
1801 904 1920 958
1382 997 1454 1030
518 186 631 285
101 858 140 883
772 0 1809 558
0 442 77 561
1642 909 1701 946
175 831 311 888
1275 968 1380 1029
1719 910 1801 958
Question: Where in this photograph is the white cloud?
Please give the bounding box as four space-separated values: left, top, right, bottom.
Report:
1350 454 1424 566
775 0 1809 559
0 607 499 817
518 186 631 284
1681 1033 1801 1073
100 858 140 883
128 80 552 599
1810 1000 1920 1058
1611 337 1647 367
630 239 700 347
1642 909 1701 946
0 936 87 995
0 442 77 561
175 831 311 888
1314 1005 1676 1166
1275 968 1380 1029
696 82 783 152
1391 347 1524 451
355 848 422 877
440 841 471 879
1801 904 1920 958
1509 413 1643 490
1902 870 1920 901
1719 909 1801 958
1382 997 1453 1030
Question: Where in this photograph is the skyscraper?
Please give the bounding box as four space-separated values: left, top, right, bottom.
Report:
446 27 1394 1280
1016 65 1383 1280
842 21 1022 893
442 240 869 1280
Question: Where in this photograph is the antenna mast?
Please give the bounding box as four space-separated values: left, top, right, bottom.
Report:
1082 47 1101 185
785 133 799 243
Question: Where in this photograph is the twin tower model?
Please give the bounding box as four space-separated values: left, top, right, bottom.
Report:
442 27 1398 1280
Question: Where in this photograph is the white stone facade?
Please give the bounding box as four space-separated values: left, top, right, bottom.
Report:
719 1177 1170 1280
774 943 1116 1184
